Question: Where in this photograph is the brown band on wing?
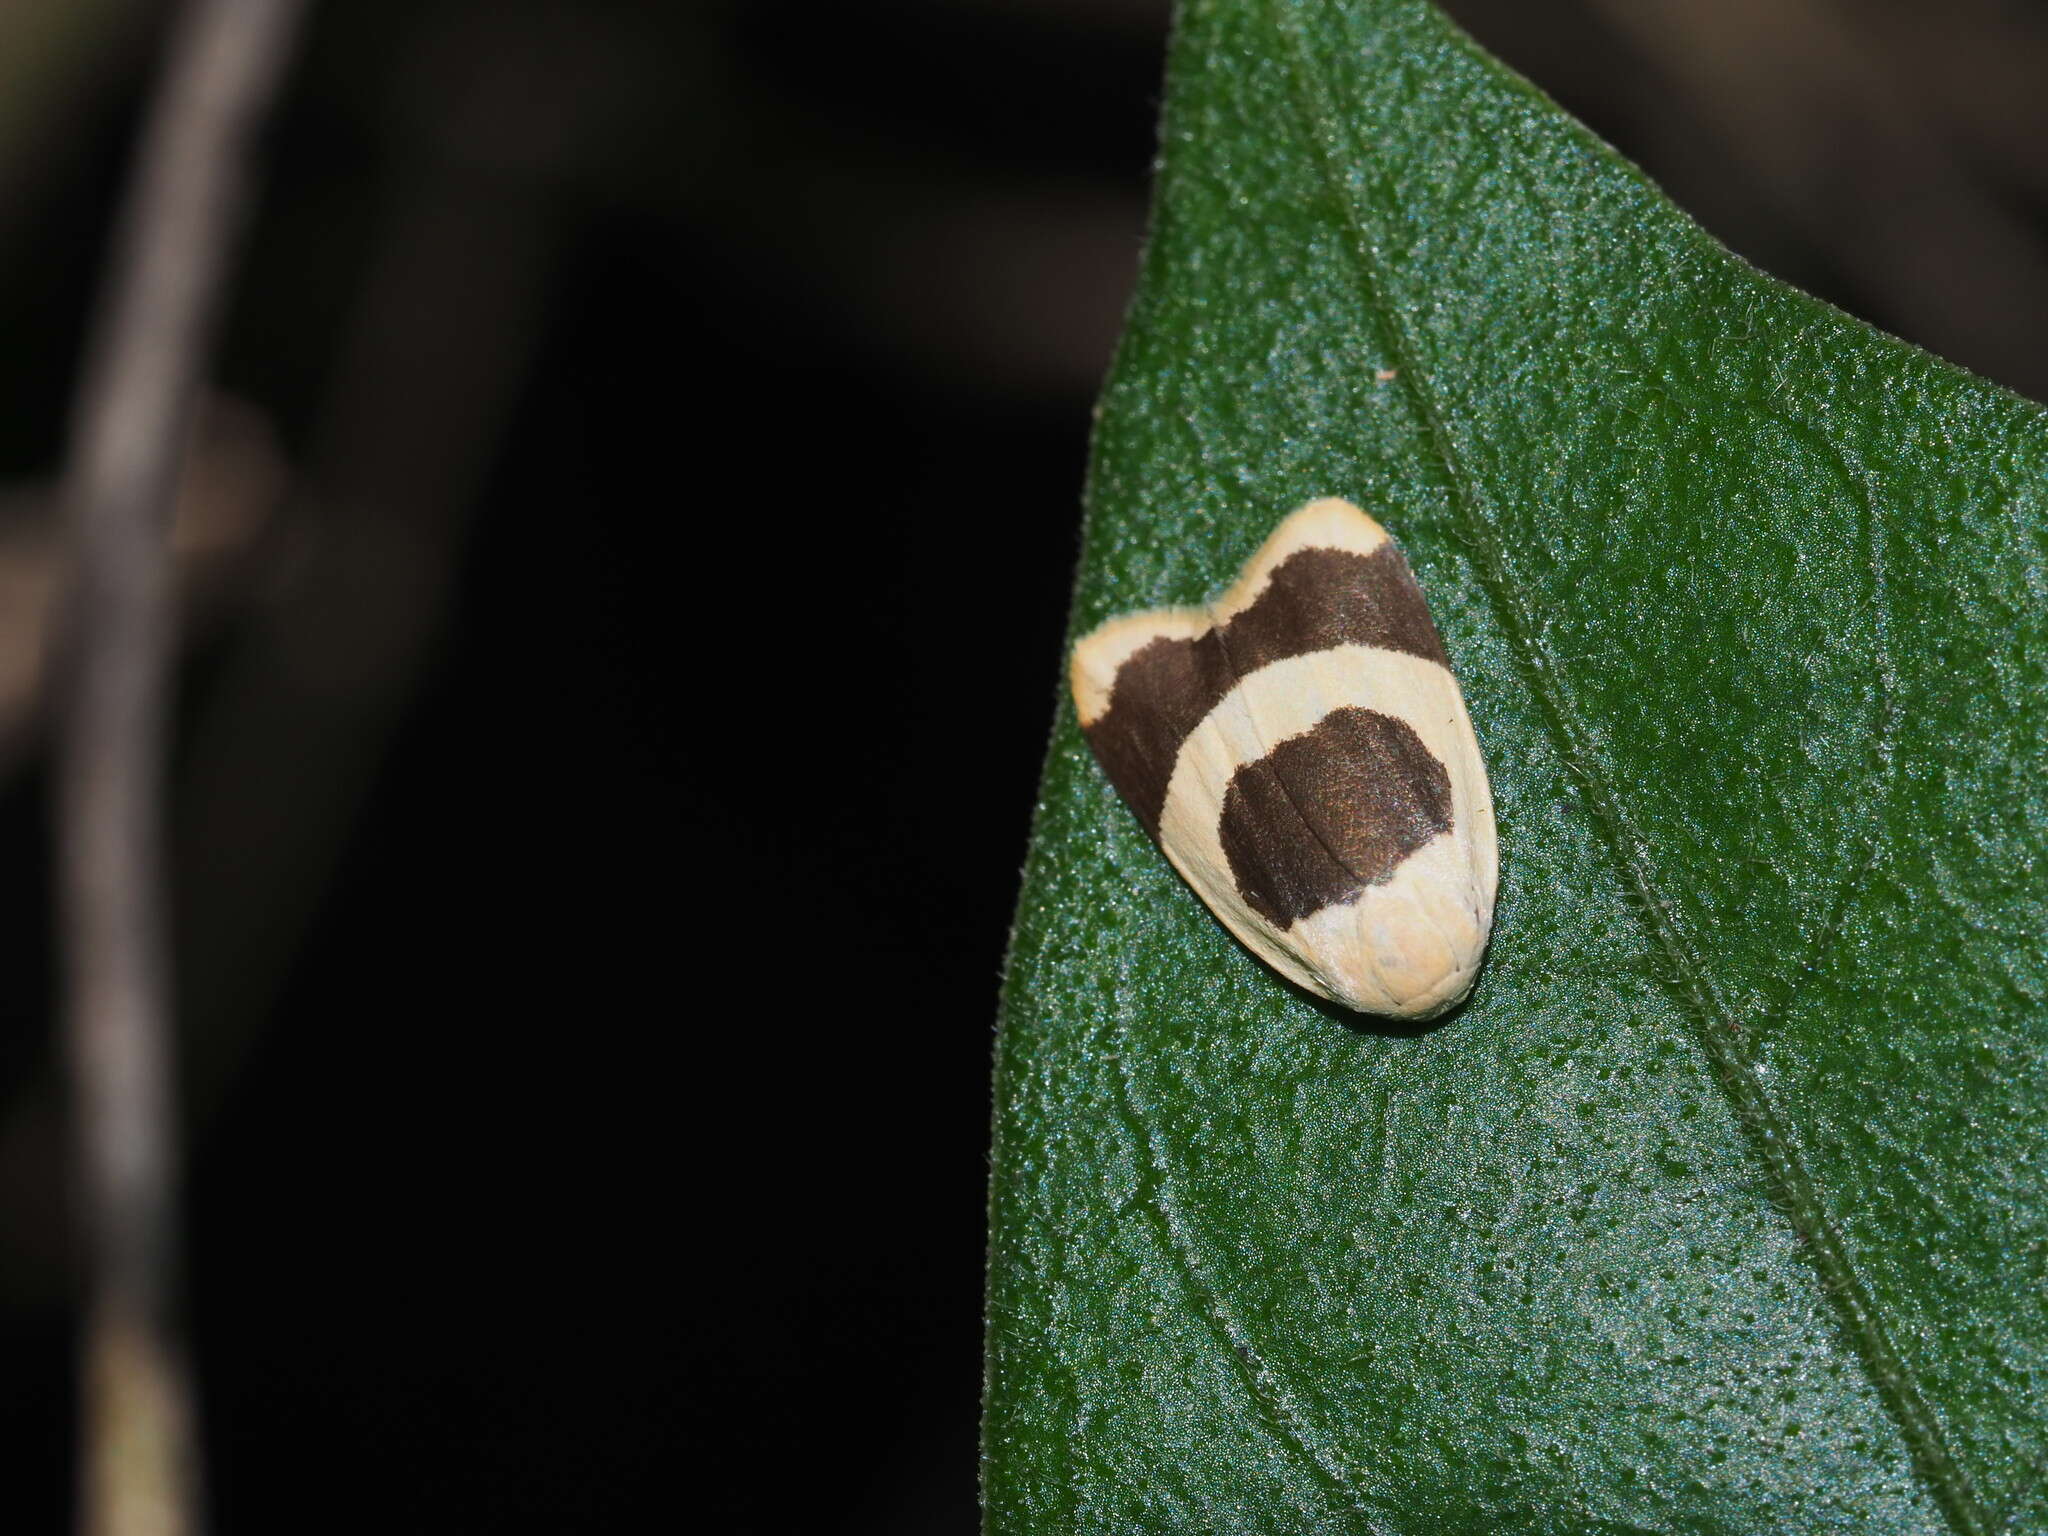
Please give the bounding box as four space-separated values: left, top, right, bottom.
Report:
1080 628 1239 833
1218 706 1452 928
1082 543 1448 835
1217 544 1448 674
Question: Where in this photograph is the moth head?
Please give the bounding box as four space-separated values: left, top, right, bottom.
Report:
1285 832 1491 1019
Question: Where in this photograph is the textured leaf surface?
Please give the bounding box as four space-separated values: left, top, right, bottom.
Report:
985 2 2048 1532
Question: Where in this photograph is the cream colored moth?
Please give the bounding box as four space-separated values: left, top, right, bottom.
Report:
1070 497 1497 1019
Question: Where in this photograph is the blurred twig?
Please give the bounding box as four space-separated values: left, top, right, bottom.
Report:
54 2 306 1533
0 401 284 781
0 0 632 1319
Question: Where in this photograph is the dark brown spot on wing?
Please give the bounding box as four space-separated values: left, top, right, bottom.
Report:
1218 707 1452 928
1082 542 1448 834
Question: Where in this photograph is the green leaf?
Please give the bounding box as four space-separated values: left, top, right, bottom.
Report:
984 2 2048 1532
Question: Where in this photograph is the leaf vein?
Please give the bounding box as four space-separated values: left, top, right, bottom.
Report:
1109 997 1394 1531
1269 3 1985 1531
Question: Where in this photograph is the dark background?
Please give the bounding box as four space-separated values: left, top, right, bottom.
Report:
1 1 2045 1529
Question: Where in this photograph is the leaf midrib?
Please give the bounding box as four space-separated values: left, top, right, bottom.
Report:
1266 2 1989 1531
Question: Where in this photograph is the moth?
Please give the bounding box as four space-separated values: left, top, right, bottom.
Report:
1070 497 1496 1019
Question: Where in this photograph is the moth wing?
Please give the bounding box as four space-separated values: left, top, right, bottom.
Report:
1187 645 1484 1016
1151 681 1333 999
1210 498 1392 625
1068 608 1209 731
